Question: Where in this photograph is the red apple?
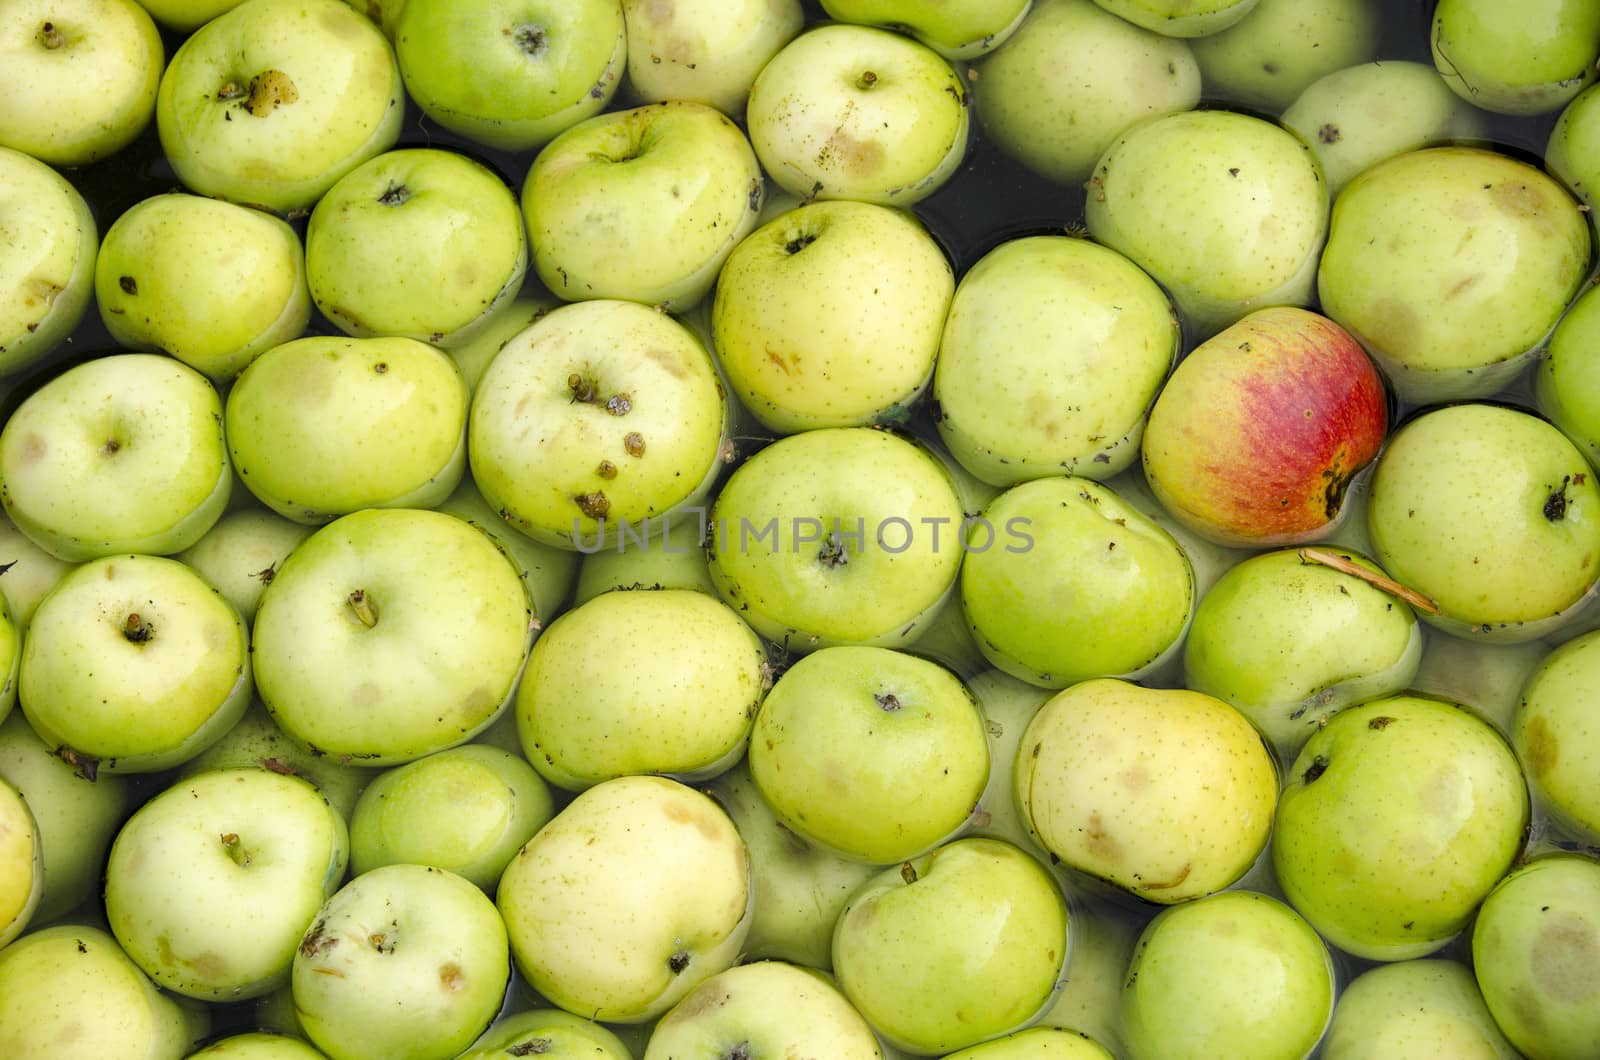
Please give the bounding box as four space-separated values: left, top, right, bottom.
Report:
1141 306 1388 547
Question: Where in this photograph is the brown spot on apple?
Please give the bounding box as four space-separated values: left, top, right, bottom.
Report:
1533 912 1600 1002
663 798 721 841
1082 812 1118 860
1492 181 1548 220
1522 714 1558 777
439 962 466 991
244 70 298 117
1139 862 1191 892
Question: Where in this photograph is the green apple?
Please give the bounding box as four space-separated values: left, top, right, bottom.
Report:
0 145 95 379
156 0 405 213
226 335 469 524
251 507 533 765
832 836 1070 1055
746 23 969 205
821 0 1032 59
105 767 349 1000
175 508 314 625
139 0 250 30
0 512 69 629
179 701 371 822
187 1032 328 1058
1548 81 1600 209
497 775 752 1023
961 477 1194 688
712 199 953 433
1513 630 1600 844
1191 0 1380 113
0 924 211 1056
707 426 965 651
1183 547 1422 754
1471 852 1600 1060
1367 403 1600 641
468 298 730 550
1015 678 1278 903
573 517 716 605
944 1027 1114 1058
1318 146 1590 404
341 0 402 36
20 553 251 774
0 0 162 166
934 234 1178 485
1106 462 1251 602
1085 108 1327 336
1120 890 1334 1060
0 592 15 728
1538 281 1600 466
434 475 579 626
293 864 510 1060
1089 0 1260 37
524 100 762 311
1272 694 1530 960
461 1008 632 1059
645 960 883 1059
440 294 557 396
621 0 804 116
394 0 625 152
0 353 230 562
1433 0 1600 115
95 193 311 384
306 148 526 346
1322 959 1519 1060
749 645 989 864
0 774 39 950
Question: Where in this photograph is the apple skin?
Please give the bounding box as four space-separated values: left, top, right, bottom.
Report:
1548 81 1600 210
1190 0 1381 114
1537 280 1600 467
434 475 579 626
0 774 39 951
460 1008 632 1059
1514 630 1600 844
1322 959 1519 1060
944 1027 1114 1058
620 0 804 116
1089 0 1260 37
1142 306 1387 547
1432 0 1600 115
820 0 1032 59
176 508 315 624
0 512 70 629
1272 694 1530 961
573 516 716 605
0 146 96 380
179 700 371 822
187 1032 329 1058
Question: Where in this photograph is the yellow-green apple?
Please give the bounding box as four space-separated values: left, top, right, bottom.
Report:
1015 678 1278 903
434 475 578 626
832 836 1070 1055
1184 547 1422 755
749 645 988 864
0 513 69 629
1513 630 1600 844
0 593 14 728
1538 281 1600 466
961 477 1194 688
1085 109 1327 336
176 508 315 624
293 864 510 1060
935 233 1178 486
573 517 716 604
517 587 767 790
1322 959 1519 1060
348 744 553 891
139 0 249 30
1471 852 1600 1060
620 0 803 116
1367 403 1600 641
341 0 401 36
745 23 969 205
226 335 469 525
974 0 1200 188
0 145 96 377
1089 0 1259 37
1272 694 1530 960
0 924 211 1055
104 768 349 1001
0 710 131 923
394 0 624 152
305 148 527 346
461 1009 632 1059
0 774 38 950
1107 462 1252 603
180 701 370 822
821 0 1032 59
1191 0 1380 113
524 101 761 311
188 1032 328 1058
1318 146 1590 404
946 1028 1114 1058
1432 0 1600 115
20 553 252 774
0 0 162 166
469 298 730 550
706 427 965 651
645 960 883 1059
497 775 752 1023
712 200 953 433
1119 890 1334 1060
1548 82 1600 209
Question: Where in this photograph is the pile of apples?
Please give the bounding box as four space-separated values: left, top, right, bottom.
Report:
3 0 1600 1056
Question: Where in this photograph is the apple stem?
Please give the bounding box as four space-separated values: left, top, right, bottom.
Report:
377 182 411 207
348 589 378 628
1297 547 1441 615
856 70 879 90
900 862 919 885
122 612 152 643
509 23 547 59
36 21 64 48
220 833 251 868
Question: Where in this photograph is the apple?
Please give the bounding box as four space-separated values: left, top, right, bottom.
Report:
745 23 969 205
0 773 39 950
0 145 97 377
179 701 371 822
341 0 402 36
645 960 883 1059
934 234 1178 486
0 512 69 630
1033 893 1140 1056
434 475 579 626
156 0 405 213
0 0 162 167
1538 281 1600 467
1513 630 1600 845
1119 890 1335 1060
821 0 1032 59
964 670 1051 851
251 507 533 765
572 516 716 605
1433 0 1600 115
712 199 954 434
1547 81 1600 209
1089 0 1260 37
1085 109 1328 337
20 553 252 774
394 0 625 152
832 836 1070 1055
461 1008 632 1059
525 100 761 312
1321 958 1519 1060
1317 145 1590 404
620 0 804 116
497 774 752 1023
188 1032 328 1058
1272 694 1530 960
1106 462 1252 602
1190 0 1381 113
176 508 315 624
293 863 511 1060
944 1027 1115 1058
306 148 527 346
1366 402 1600 641
225 335 469 524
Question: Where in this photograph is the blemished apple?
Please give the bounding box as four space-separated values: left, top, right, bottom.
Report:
0 352 230 562
460 1008 632 1059
1513 630 1600 844
523 100 763 311
155 0 405 213
179 701 370 822
620 0 804 116
1015 678 1278 904
820 0 1032 59
1432 0 1600 115
745 22 969 205
1321 958 1519 1060
1090 0 1260 37
1272 694 1530 961
0 774 39 951
0 145 96 379
1190 0 1381 114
